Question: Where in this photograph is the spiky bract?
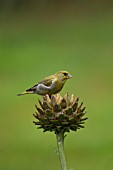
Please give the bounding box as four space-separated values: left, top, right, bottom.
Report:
33 93 88 134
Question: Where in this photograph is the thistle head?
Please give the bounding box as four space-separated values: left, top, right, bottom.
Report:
33 93 88 134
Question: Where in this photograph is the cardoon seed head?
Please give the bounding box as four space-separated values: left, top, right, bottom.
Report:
33 93 88 134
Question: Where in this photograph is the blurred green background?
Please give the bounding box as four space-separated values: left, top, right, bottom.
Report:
0 1 113 170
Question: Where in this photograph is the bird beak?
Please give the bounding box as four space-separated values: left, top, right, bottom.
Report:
66 74 72 79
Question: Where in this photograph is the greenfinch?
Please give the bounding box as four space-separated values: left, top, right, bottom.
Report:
18 71 72 96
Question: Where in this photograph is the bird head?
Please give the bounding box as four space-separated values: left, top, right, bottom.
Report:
55 71 72 83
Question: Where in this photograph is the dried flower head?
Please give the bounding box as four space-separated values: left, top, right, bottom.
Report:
33 93 88 134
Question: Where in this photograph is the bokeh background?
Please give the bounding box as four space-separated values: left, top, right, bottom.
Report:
0 1 113 170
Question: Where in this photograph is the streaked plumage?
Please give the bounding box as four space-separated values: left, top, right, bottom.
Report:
17 71 72 96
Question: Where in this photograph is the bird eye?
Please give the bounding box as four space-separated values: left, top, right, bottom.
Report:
64 73 68 76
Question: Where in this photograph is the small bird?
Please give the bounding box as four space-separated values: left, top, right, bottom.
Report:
17 71 72 96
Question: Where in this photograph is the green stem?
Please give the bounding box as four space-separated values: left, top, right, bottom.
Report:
56 132 67 170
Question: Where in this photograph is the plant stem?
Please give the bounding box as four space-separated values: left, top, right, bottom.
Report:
56 132 67 170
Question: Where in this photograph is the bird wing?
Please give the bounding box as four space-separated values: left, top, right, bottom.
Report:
26 77 55 92
38 77 54 87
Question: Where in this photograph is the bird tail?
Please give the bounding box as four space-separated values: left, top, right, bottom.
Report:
17 91 33 96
